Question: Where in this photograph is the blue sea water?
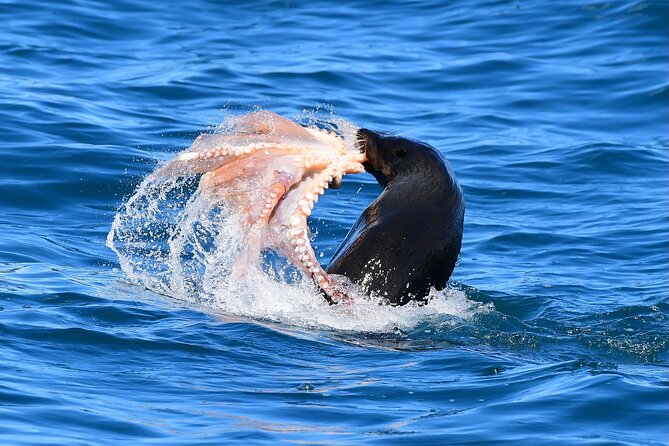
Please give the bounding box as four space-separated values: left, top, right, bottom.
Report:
1 0 668 444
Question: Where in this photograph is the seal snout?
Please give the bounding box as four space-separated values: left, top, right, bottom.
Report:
355 128 377 155
356 128 380 168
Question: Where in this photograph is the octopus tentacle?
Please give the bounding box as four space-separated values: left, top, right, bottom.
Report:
155 111 366 304
253 170 294 226
276 163 358 303
286 218 351 304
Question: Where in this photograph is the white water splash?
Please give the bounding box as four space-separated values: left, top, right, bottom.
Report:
107 113 488 333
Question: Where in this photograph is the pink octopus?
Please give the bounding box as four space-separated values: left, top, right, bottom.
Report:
152 111 366 303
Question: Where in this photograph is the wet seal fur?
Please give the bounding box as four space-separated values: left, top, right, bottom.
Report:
326 129 465 306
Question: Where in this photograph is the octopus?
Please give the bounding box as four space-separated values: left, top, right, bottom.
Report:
150 111 366 303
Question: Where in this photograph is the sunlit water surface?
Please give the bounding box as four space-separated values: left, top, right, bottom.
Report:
1 1 667 444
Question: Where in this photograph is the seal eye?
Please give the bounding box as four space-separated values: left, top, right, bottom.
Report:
394 148 407 158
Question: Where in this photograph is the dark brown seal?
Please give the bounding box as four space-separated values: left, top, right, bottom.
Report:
326 129 465 306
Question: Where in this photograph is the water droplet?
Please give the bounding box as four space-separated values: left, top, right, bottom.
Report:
393 326 405 336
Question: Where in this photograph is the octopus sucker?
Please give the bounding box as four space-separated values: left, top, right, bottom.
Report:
152 111 365 303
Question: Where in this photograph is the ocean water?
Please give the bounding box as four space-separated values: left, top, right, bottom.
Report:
1 0 668 444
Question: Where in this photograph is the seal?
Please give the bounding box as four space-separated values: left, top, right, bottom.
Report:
326 129 465 306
